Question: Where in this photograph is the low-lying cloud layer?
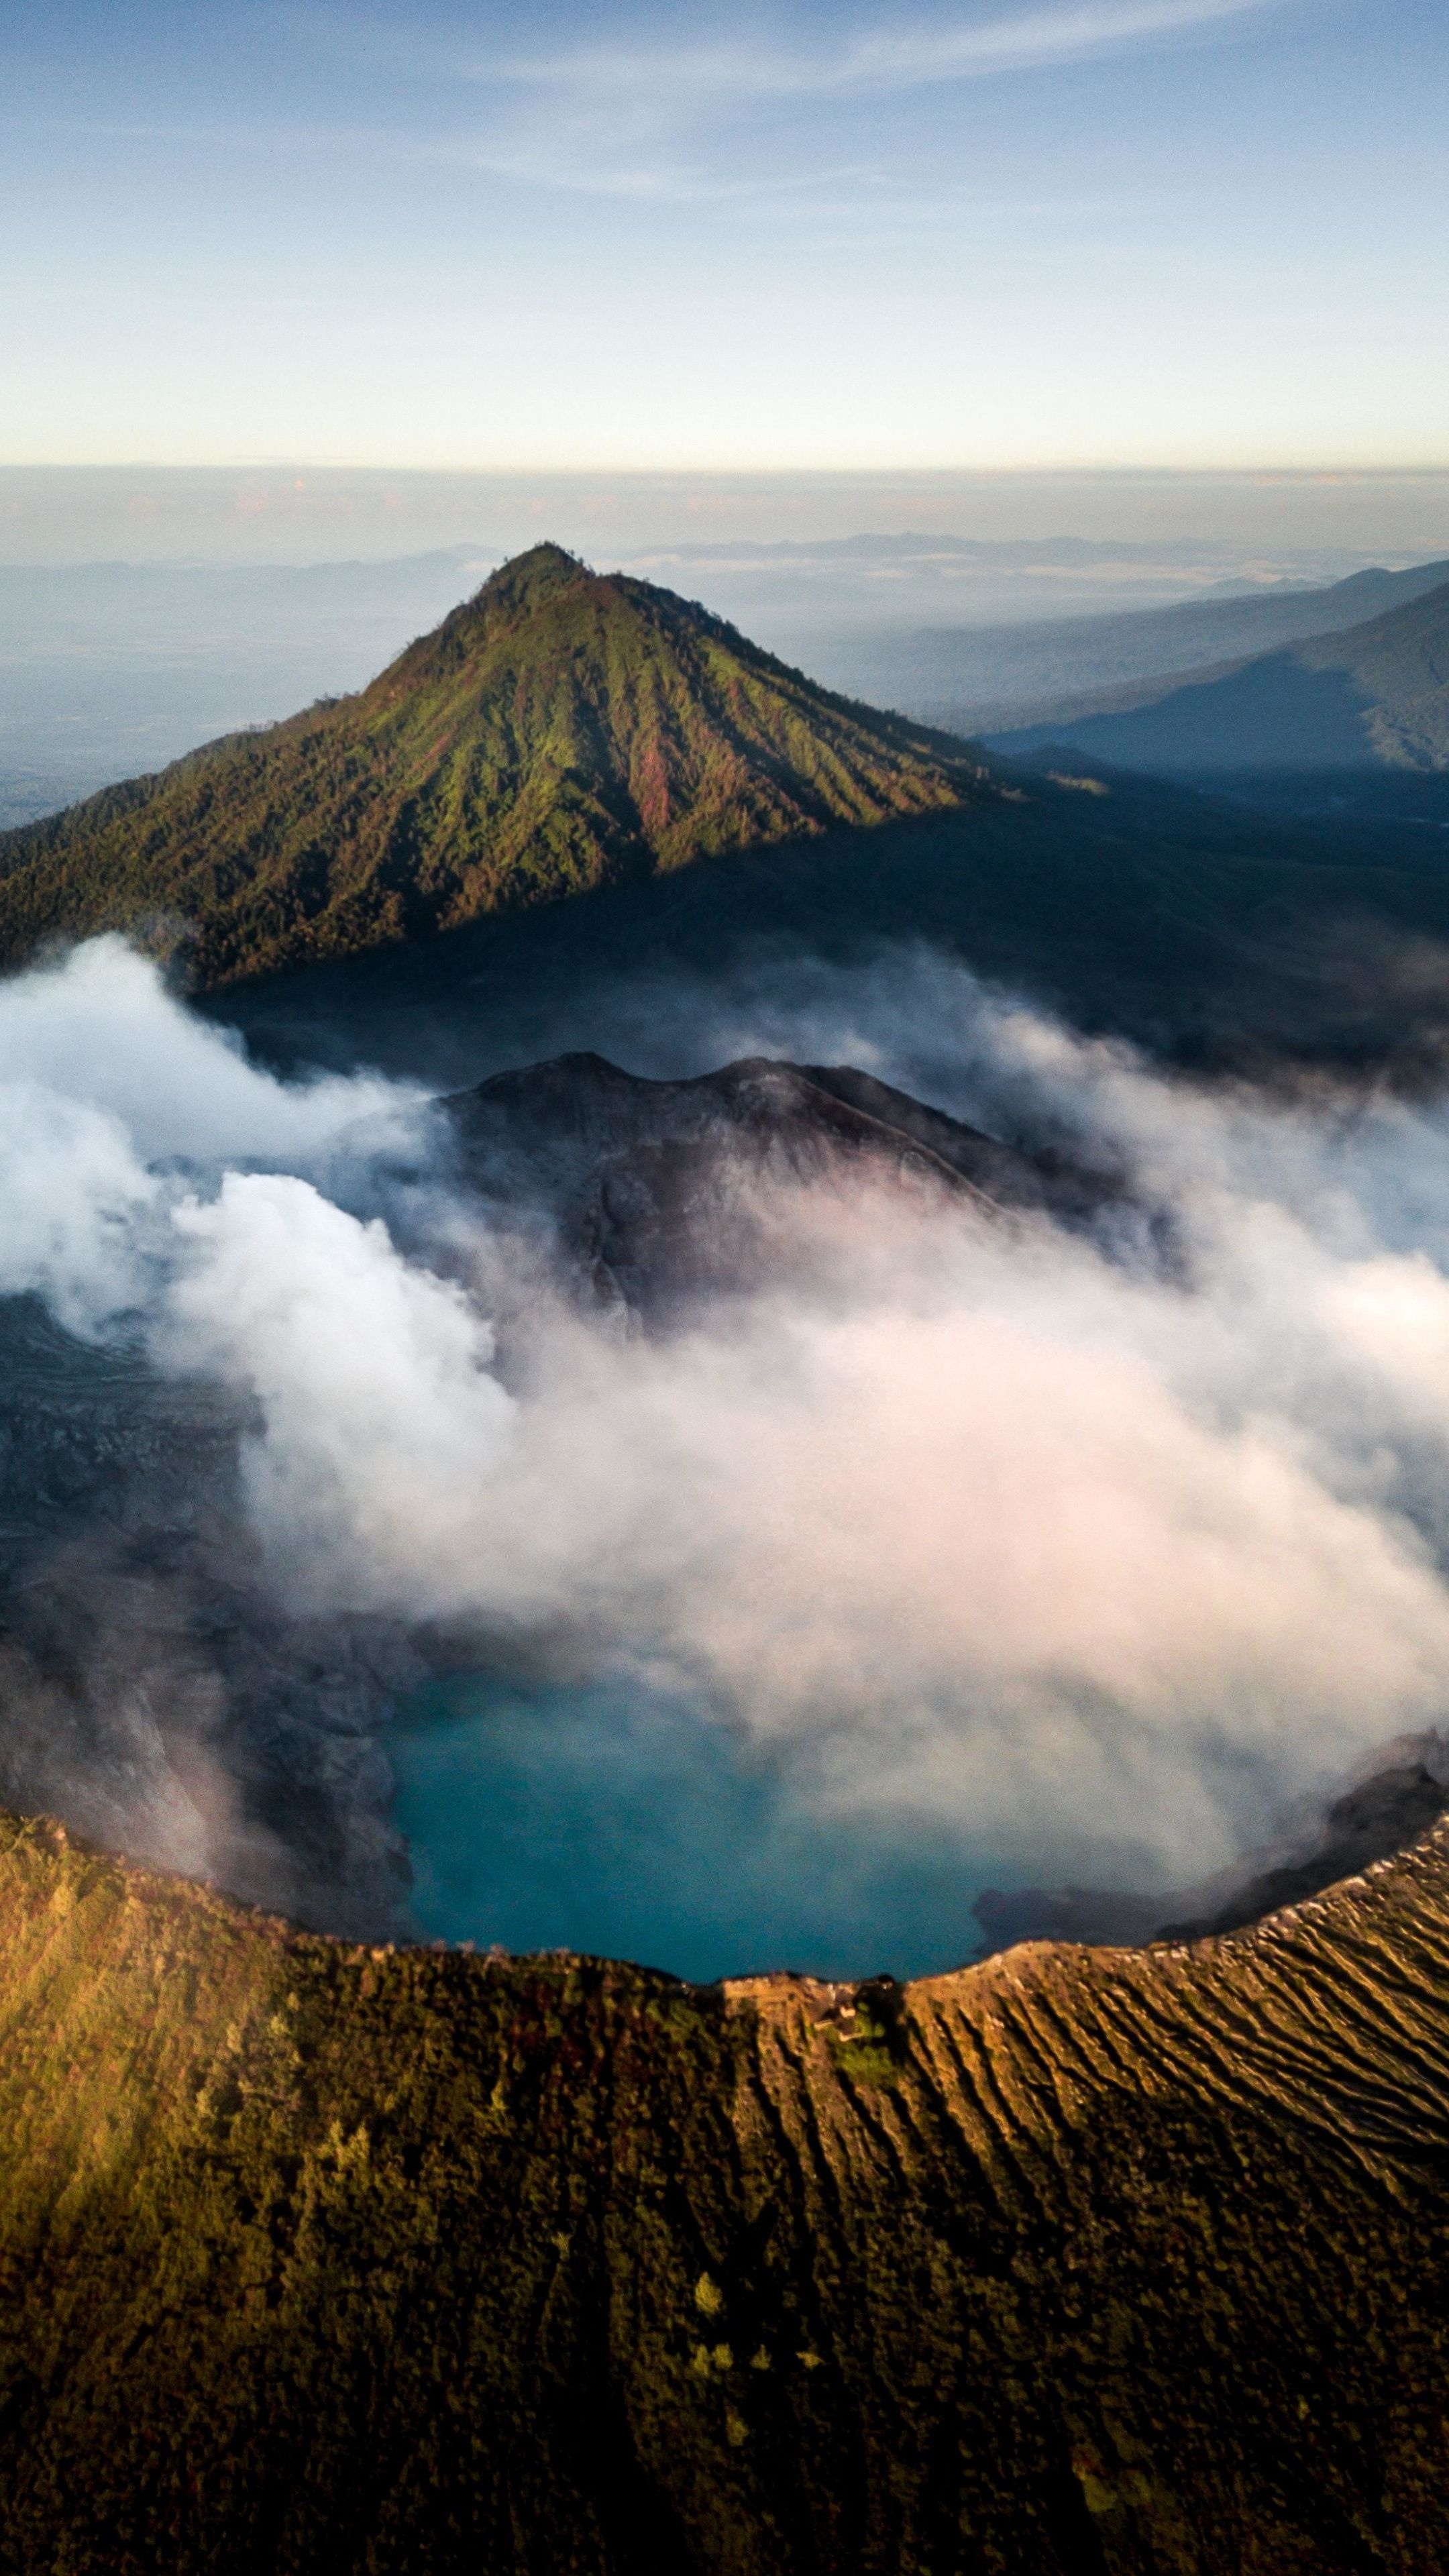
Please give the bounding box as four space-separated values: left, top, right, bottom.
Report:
5 933 1449 1945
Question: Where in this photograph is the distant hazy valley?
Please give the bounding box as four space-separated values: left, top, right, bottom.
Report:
5 525 1442 824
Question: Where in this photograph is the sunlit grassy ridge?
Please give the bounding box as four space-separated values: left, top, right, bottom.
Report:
0 545 989 987
4 1805 1449 2572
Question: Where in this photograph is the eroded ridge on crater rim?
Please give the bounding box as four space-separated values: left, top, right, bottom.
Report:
1 1802 1448 2571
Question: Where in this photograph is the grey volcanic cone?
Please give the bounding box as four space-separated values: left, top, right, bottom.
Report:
441 1050 1106 1316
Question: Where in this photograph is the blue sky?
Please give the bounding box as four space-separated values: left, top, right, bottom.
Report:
2 0 1445 468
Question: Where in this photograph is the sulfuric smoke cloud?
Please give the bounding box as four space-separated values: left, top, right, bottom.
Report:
4 933 1449 1935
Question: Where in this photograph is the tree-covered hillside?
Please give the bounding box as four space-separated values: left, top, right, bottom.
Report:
3 1804 1449 2572
0 545 990 987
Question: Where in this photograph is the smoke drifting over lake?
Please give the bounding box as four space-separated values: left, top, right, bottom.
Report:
5 934 1449 1964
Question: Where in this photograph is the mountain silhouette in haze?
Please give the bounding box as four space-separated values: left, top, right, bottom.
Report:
439 1050 1106 1320
822 553 1449 734
992 572 1449 780
0 544 991 985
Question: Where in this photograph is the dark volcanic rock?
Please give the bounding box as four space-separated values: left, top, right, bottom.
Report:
1163 1752 1449 1939
442 1049 1085 1313
444 1049 1022 1203
798 1061 1106 1217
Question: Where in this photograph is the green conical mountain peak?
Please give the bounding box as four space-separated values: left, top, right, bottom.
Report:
0 546 993 987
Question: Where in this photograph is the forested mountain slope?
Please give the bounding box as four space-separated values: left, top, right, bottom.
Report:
0 545 990 986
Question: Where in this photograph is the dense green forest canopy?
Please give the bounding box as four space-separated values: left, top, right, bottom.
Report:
0 544 991 987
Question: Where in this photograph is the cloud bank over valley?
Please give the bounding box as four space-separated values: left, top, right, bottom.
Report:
5 935 1449 1966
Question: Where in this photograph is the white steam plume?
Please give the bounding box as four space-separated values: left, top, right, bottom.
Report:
164 1173 515 1616
6 935 1449 1898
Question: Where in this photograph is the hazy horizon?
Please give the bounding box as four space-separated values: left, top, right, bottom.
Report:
4 461 1449 568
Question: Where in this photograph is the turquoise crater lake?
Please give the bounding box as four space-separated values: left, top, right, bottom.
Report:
388 1674 1009 1985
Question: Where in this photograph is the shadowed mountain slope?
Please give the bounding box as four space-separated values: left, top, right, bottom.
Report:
828 555 1449 737
446 1050 1052 1205
0 545 989 986
440 1051 1099 1314
213 754 1449 1096
3 1803 1449 2572
993 575 1449 780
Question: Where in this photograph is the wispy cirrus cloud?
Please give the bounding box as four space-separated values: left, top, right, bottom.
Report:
838 0 1282 83
30 0 1291 211
491 0 1283 104
439 0 1288 203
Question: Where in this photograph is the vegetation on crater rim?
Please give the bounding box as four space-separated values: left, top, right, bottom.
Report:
2 1805 1449 2572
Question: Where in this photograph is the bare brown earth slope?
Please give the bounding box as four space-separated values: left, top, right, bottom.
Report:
0 545 989 986
3 1805 1449 2574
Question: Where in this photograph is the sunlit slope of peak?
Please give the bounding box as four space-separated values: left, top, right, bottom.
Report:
5 1805 1449 2569
0 544 991 988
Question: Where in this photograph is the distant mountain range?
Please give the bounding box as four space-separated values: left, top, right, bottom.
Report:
823 555 1449 737
9 542 1449 1078
0 545 987 985
616 529 1356 632
990 570 1449 782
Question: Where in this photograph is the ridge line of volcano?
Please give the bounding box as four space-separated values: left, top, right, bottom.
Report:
0 541 998 988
